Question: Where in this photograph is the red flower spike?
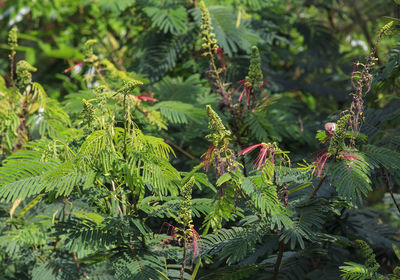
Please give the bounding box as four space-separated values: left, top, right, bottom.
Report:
154 223 178 252
236 79 269 105
239 143 275 170
246 88 251 105
255 146 269 170
239 143 263 156
202 144 215 172
236 80 251 105
191 227 203 258
64 61 84 73
341 152 359 161
154 224 203 260
159 222 177 236
137 93 157 102
217 47 226 70
154 235 175 251
312 148 330 177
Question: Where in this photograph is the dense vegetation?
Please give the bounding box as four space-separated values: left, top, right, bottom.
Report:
0 0 400 279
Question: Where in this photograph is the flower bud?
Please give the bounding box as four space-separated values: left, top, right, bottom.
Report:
324 122 336 135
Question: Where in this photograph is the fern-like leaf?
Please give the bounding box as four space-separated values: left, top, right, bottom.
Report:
328 154 372 203
241 176 292 230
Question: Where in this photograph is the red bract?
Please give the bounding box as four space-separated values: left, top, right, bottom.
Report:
64 61 84 73
341 151 359 161
201 144 215 172
190 227 202 258
237 79 251 105
239 143 275 170
236 79 268 105
313 149 359 177
154 223 202 260
217 47 226 70
154 223 178 251
137 93 157 102
313 149 330 177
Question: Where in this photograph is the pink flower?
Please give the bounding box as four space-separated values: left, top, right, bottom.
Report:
154 223 178 251
341 151 359 161
137 93 157 102
154 223 203 260
217 47 226 70
237 79 251 105
201 144 215 172
239 143 275 170
312 150 358 177
190 227 202 258
313 149 330 177
236 79 268 105
64 61 84 73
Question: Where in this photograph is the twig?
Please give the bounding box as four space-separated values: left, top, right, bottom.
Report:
388 189 400 214
309 174 327 200
123 92 127 160
111 179 123 215
163 138 197 161
383 168 400 214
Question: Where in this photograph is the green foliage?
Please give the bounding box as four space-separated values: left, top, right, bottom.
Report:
201 225 266 265
240 176 292 230
143 5 188 35
208 6 259 56
340 240 385 280
0 147 92 202
281 198 329 249
113 253 165 280
152 101 205 125
328 154 373 203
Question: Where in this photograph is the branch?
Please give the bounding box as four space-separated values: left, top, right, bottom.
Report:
272 240 285 280
162 137 197 161
388 189 400 214
383 168 400 214
309 174 327 200
349 0 380 63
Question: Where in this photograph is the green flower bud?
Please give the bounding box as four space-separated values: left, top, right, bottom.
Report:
83 39 99 64
247 46 263 89
16 60 37 91
328 114 351 154
206 105 231 146
8 27 18 48
200 0 219 55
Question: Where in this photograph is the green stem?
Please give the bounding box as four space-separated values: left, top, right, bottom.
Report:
123 92 127 160
9 49 15 87
190 258 202 280
180 235 188 280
